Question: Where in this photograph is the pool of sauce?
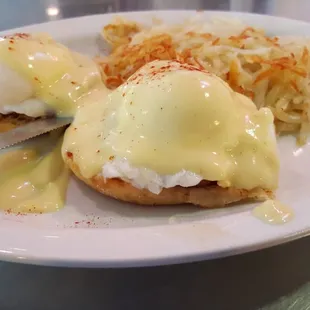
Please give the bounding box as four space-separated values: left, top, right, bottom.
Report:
0 130 70 214
253 199 294 224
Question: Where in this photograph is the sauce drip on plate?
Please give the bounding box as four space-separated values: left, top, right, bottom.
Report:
253 200 294 224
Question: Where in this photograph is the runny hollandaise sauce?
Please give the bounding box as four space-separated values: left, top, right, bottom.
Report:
62 60 280 192
0 131 70 214
0 32 109 213
0 33 103 116
252 200 294 224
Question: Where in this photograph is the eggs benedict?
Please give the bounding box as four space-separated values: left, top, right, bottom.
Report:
0 32 102 130
62 60 279 208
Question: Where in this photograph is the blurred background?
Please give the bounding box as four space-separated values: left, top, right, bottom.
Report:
1 0 310 30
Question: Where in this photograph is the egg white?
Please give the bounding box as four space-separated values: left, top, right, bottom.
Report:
0 63 50 117
102 157 203 194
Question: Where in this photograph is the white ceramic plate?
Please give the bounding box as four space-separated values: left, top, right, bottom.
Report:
1 10 310 267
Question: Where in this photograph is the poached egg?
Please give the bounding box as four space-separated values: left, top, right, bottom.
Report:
0 32 102 117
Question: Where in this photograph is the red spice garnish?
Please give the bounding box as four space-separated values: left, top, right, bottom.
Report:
66 151 73 159
109 155 115 160
122 93 125 97
71 81 77 85
74 221 79 224
34 77 41 83
96 150 100 153
8 47 14 51
86 221 91 224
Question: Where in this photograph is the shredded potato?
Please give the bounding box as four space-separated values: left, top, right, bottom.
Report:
96 16 310 144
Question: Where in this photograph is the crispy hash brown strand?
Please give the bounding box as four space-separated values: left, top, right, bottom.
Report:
64 153 273 208
96 18 310 144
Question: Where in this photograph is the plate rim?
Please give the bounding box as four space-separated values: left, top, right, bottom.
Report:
3 9 310 33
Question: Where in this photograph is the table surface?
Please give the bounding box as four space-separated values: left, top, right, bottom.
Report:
1 0 310 309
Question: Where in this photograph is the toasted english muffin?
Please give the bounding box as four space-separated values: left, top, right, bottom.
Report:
64 155 274 208
0 113 45 133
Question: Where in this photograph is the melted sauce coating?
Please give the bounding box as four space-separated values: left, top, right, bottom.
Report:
0 131 69 213
0 33 102 116
62 60 279 192
253 200 294 224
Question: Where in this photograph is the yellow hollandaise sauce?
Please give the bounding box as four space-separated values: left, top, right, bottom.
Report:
0 32 102 116
0 131 70 214
62 60 279 191
253 200 294 224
